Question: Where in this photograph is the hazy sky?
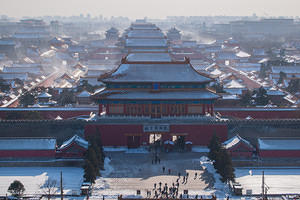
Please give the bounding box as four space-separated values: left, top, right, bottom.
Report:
1 0 300 19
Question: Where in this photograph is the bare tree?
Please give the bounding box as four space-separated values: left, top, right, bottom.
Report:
41 178 58 200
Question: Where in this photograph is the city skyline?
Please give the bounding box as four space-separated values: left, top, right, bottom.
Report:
1 0 300 19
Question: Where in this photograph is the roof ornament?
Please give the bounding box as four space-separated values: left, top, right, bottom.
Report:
121 56 127 64
184 56 190 64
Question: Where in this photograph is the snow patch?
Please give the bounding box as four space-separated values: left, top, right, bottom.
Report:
200 156 230 198
192 146 209 153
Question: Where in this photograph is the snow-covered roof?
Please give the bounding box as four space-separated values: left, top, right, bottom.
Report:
258 138 300 150
0 39 15 46
59 135 88 150
127 30 164 38
223 135 254 150
0 73 28 80
224 80 245 89
106 27 118 33
222 94 240 100
126 53 172 62
271 66 300 74
125 38 167 48
2 66 41 75
77 90 91 97
236 51 251 58
267 88 285 96
103 63 212 83
55 115 63 120
38 92 52 98
0 138 56 150
210 68 223 76
99 89 219 100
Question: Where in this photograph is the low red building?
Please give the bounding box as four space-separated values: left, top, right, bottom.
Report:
0 138 56 159
258 138 300 158
223 135 255 158
56 135 88 159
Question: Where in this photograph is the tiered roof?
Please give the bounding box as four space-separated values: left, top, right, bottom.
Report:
101 90 219 100
102 57 212 83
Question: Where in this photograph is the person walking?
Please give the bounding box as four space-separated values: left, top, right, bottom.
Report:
162 166 165 173
168 168 171 175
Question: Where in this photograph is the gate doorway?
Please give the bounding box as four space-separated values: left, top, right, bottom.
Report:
149 133 162 152
173 135 186 151
127 135 140 148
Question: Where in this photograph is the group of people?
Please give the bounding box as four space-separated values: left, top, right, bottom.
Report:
147 171 198 199
147 181 180 199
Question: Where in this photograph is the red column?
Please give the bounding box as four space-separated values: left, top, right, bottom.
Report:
106 104 109 115
202 104 205 115
210 104 214 115
167 104 170 115
98 104 102 116
206 104 210 114
185 104 188 116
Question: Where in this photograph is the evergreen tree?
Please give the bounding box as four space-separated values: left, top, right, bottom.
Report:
57 89 75 106
86 147 100 176
287 76 300 94
90 139 104 170
8 180 25 197
255 87 269 106
278 71 287 85
20 93 35 107
0 78 10 92
82 135 105 184
77 80 96 93
208 133 221 161
208 134 235 183
83 160 97 183
215 148 235 183
240 90 252 106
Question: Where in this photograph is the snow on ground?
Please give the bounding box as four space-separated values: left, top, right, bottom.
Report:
192 146 209 153
0 167 83 196
90 152 219 200
200 156 230 198
236 168 300 195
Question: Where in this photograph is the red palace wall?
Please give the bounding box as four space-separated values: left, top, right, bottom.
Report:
2 107 300 120
85 123 228 147
0 150 56 158
215 108 300 119
229 151 253 158
259 150 300 158
0 110 93 120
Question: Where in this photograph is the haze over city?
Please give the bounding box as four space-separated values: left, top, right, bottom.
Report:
3 0 300 199
1 0 300 18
